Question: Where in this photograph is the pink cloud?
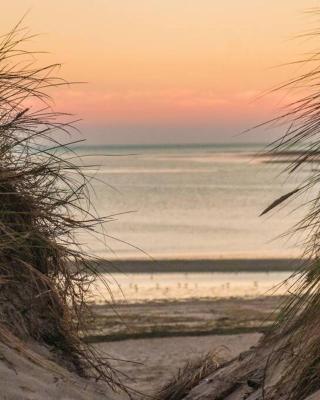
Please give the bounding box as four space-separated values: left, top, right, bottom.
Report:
33 86 293 126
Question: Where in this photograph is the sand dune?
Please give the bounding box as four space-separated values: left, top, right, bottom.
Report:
0 333 260 400
0 341 114 400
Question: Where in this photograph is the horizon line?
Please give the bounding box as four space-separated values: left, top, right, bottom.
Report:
71 141 269 148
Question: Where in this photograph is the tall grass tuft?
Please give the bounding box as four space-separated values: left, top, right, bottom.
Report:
0 24 127 393
252 13 320 399
157 352 221 400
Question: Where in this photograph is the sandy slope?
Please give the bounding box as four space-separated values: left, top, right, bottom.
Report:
0 341 116 400
181 336 320 400
0 333 261 400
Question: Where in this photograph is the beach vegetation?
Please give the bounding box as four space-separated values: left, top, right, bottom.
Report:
0 22 129 395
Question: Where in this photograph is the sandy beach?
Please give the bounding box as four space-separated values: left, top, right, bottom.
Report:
83 295 283 396
0 295 274 399
0 332 261 400
99 333 262 396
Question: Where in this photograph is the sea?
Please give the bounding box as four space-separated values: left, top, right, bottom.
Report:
73 143 307 261
70 143 308 301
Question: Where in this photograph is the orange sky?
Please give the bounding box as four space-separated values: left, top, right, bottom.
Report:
1 1 319 144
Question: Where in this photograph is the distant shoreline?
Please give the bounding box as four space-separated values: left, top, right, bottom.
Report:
89 258 304 273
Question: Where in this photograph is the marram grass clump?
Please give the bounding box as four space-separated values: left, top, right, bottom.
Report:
0 25 126 393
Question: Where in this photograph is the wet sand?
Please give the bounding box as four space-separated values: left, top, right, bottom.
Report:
87 296 284 342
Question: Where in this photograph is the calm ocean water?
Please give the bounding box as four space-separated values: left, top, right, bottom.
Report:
73 143 307 260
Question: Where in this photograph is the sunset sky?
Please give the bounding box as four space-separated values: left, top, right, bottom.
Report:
2 1 318 144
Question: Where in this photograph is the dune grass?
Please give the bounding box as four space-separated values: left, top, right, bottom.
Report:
157 351 222 400
0 23 131 395
252 21 320 399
